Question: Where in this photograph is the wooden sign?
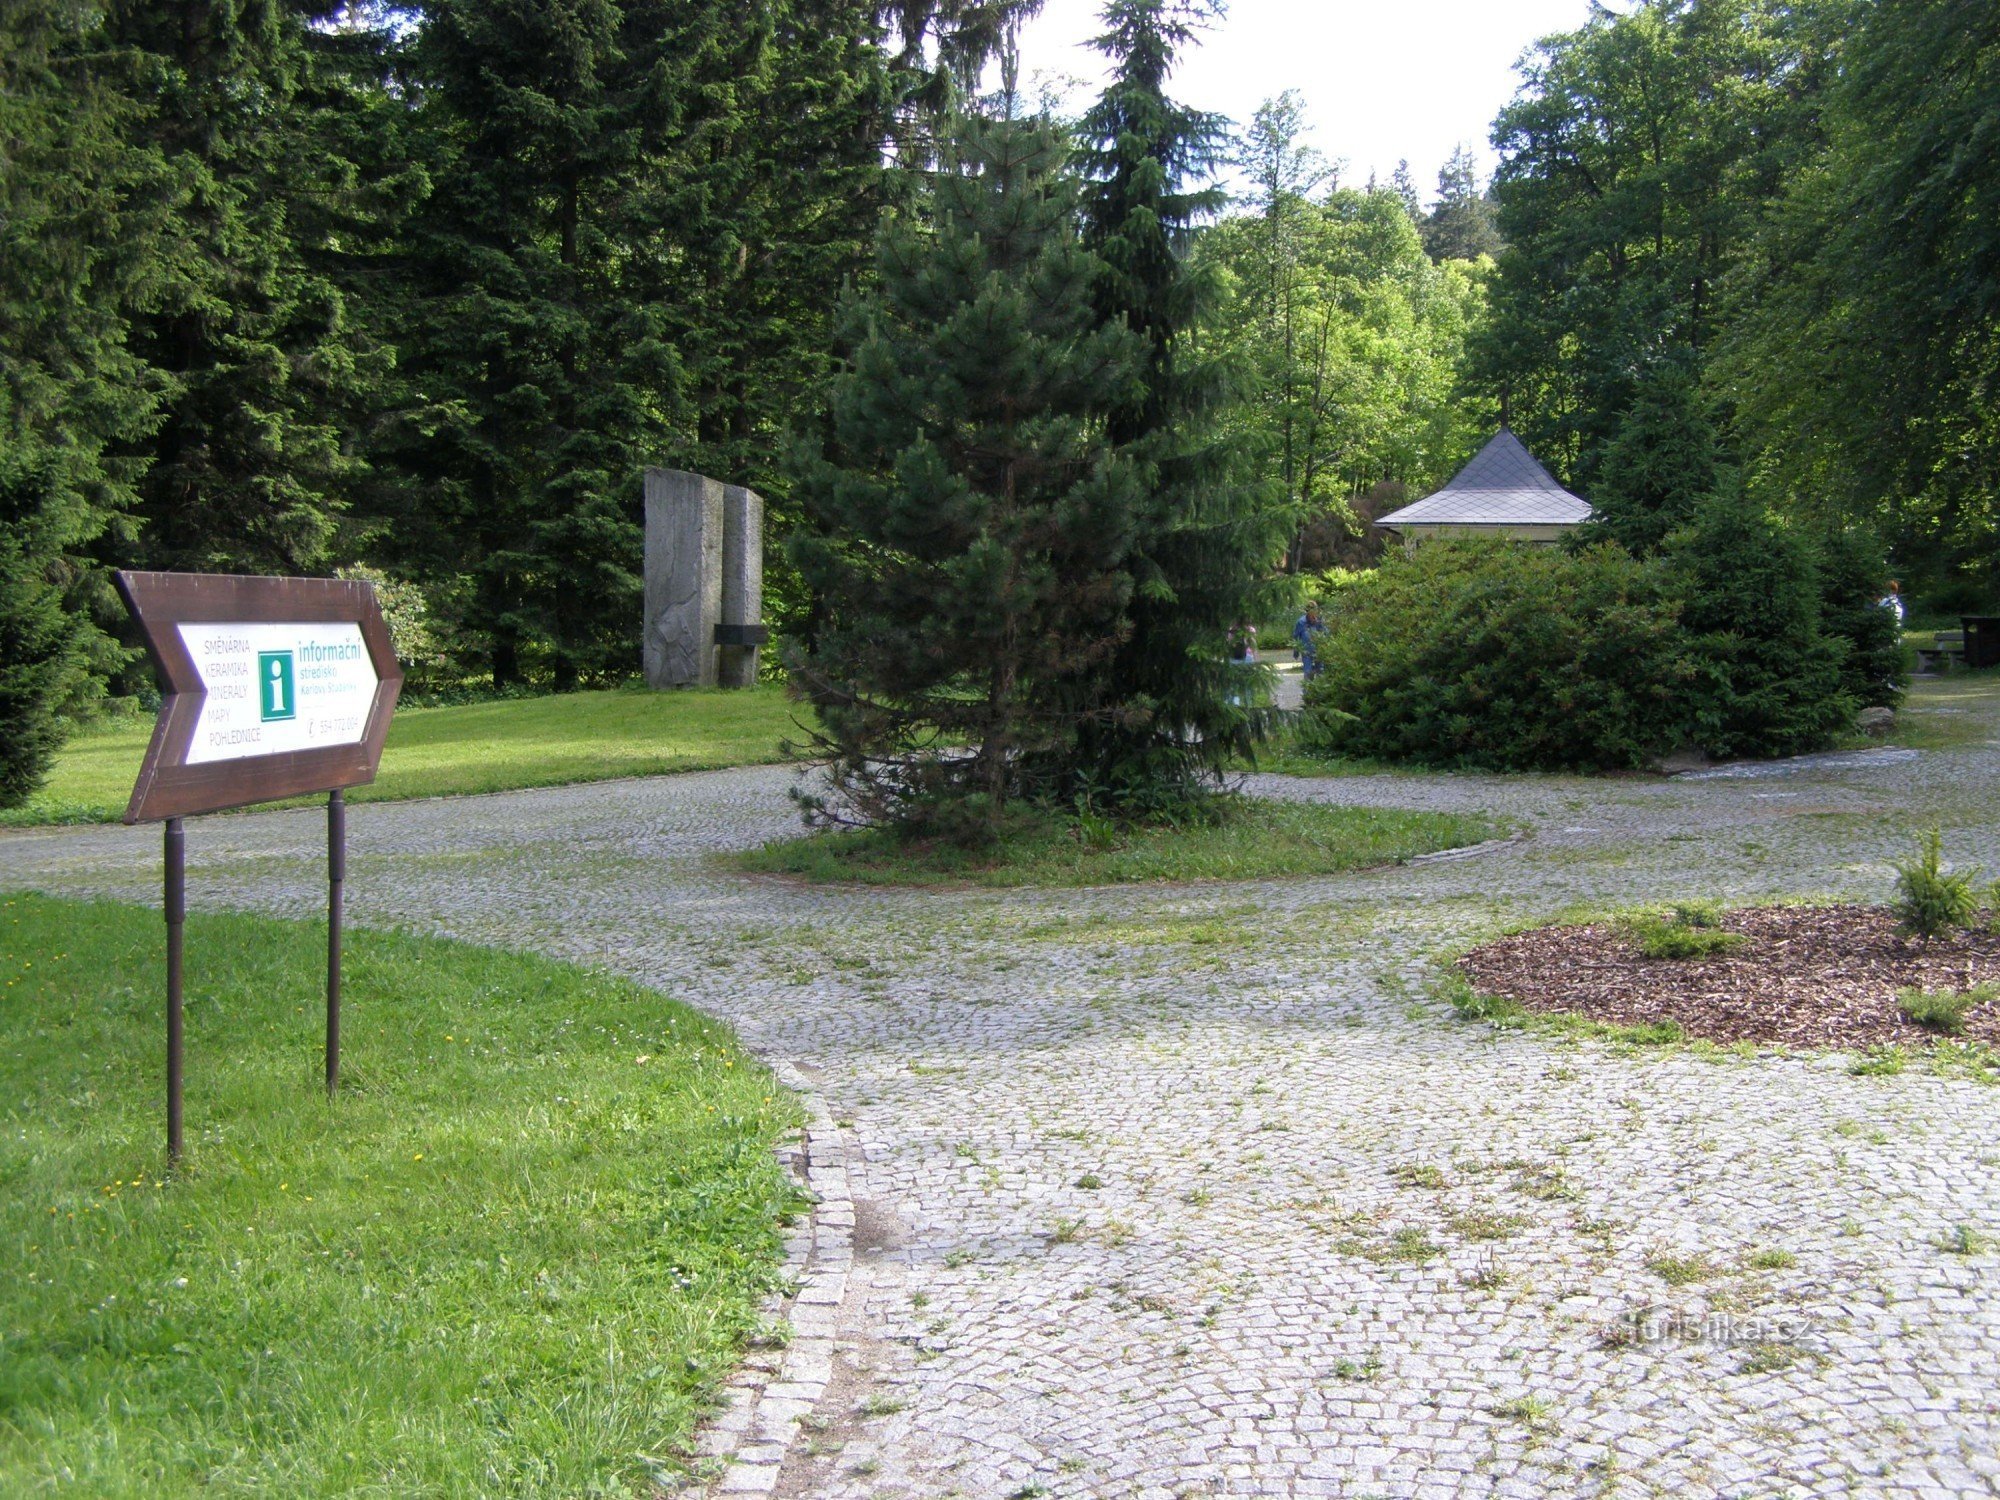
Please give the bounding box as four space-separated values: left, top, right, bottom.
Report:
116 571 402 823
114 570 403 1164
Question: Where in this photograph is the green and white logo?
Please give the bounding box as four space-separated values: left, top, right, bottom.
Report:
258 650 296 722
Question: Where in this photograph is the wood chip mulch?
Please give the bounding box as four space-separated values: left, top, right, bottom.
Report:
1458 904 2000 1049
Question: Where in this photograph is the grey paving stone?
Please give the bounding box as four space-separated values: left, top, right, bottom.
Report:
6 696 1999 1500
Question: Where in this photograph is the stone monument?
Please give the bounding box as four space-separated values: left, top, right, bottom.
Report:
643 468 765 688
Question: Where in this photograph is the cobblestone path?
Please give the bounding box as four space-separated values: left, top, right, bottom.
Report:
5 686 1998 1500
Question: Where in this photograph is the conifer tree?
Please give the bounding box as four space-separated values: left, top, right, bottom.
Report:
0 0 168 781
789 104 1149 843
1666 483 1852 759
393 0 689 689
105 0 372 577
1390 158 1422 223
1585 352 1720 555
1073 0 1281 810
387 0 890 688
1421 144 1501 261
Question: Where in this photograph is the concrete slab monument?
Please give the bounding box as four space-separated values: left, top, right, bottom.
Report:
718 484 764 688
643 467 764 688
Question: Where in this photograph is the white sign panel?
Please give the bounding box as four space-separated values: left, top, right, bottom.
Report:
178 622 379 765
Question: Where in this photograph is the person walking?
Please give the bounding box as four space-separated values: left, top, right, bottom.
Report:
1293 601 1328 681
1225 622 1259 707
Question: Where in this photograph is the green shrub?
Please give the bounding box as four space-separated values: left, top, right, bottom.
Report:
1299 540 1691 771
1669 900 1723 929
1811 524 1906 709
1896 984 1993 1035
1631 915 1747 960
1892 828 1979 938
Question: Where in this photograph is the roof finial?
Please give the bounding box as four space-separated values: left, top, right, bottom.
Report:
1500 382 1512 430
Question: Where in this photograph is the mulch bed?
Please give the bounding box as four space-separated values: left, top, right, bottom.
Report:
1459 904 2000 1050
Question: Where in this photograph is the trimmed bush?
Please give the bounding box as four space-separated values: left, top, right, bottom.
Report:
1299 540 1691 771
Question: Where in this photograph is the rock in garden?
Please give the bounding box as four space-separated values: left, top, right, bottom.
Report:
1857 706 1896 735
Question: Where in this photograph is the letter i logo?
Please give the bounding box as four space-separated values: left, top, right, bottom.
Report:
259 650 296 722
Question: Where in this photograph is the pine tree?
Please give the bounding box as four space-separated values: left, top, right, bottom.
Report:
1586 352 1720 555
1666 483 1852 759
391 0 690 690
662 1 890 522
1390 158 1422 223
789 106 1149 843
0 0 170 777
1073 0 1282 810
105 0 371 578
1422 143 1501 262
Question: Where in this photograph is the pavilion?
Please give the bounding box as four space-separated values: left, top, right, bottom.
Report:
1375 428 1592 545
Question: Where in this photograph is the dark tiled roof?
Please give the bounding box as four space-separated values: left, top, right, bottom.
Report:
1377 429 1593 528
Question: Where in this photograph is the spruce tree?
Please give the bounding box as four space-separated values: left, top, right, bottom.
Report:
1421 144 1501 261
393 0 688 689
1666 483 1852 759
1390 158 1422 223
1073 0 1281 811
789 106 1149 843
0 0 168 771
1811 523 1905 711
0 459 96 807
386 0 890 688
1586 353 1720 555
105 0 370 578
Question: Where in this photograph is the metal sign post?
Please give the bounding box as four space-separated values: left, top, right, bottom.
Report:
116 572 402 1167
327 789 345 1096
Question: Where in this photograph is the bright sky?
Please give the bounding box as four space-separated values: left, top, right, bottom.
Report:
1013 0 1600 206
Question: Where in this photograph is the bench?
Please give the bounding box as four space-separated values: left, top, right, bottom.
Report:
1916 629 1964 674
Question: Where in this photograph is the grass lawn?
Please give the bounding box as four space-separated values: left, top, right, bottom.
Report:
2 684 809 827
732 797 1501 888
0 892 803 1496
1866 673 2000 752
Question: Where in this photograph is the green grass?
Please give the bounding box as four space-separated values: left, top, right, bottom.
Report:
2 685 809 827
1848 674 2000 753
730 798 1501 889
1232 726 1410 780
0 892 803 1496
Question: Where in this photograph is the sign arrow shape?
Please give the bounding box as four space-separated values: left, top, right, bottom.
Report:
117 572 404 824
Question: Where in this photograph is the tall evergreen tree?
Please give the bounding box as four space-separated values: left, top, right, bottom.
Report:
391 0 693 689
662 2 890 510
0 0 173 784
1389 158 1422 223
789 105 1148 842
1073 0 1283 808
382 0 893 687
104 0 375 578
1421 144 1501 261
1584 351 1719 555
